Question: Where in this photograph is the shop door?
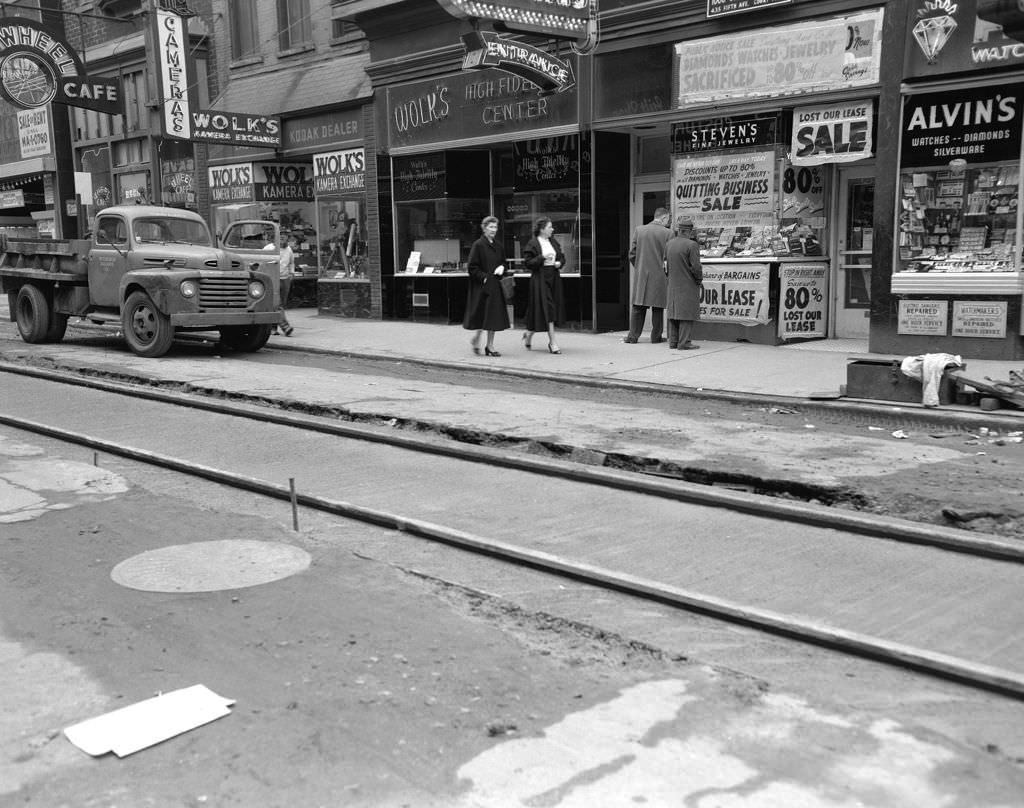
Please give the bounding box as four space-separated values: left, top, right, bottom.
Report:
834 167 874 339
630 181 670 303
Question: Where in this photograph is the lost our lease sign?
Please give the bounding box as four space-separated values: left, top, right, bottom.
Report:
791 100 873 165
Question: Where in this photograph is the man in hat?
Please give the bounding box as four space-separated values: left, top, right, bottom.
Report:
624 207 671 344
665 216 703 350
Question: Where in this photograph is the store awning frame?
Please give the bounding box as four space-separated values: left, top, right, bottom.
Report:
0 157 56 185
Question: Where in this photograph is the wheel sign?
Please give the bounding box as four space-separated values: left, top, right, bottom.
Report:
1 52 57 107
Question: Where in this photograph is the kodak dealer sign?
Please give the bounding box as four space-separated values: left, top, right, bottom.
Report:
0 17 122 114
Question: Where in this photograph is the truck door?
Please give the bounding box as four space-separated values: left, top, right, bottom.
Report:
88 215 129 308
221 220 281 306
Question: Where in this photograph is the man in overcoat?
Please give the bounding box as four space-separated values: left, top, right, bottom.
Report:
624 207 671 343
665 216 703 350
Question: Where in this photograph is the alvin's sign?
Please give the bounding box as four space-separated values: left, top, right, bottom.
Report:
461 31 575 96
0 17 122 114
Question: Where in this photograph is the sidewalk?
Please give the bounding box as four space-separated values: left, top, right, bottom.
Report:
275 308 1024 413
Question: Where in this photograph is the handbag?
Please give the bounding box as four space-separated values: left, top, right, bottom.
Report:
499 274 515 303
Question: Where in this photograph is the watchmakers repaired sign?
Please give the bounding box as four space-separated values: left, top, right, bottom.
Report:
0 16 122 114
675 8 883 106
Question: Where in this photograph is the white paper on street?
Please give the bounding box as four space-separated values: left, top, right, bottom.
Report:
64 684 235 757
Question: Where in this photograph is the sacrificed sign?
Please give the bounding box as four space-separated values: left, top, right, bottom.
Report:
438 0 592 39
462 31 575 96
0 16 122 114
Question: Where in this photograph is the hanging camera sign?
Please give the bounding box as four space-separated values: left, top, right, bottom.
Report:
0 17 122 115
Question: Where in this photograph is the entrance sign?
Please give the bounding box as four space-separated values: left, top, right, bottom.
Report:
778 263 827 338
0 16 122 114
438 0 592 39
462 31 575 96
791 100 873 165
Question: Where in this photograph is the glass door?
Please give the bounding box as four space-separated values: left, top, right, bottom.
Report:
834 166 874 339
631 181 669 304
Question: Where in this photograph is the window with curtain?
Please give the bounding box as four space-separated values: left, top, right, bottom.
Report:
230 0 259 60
277 0 311 51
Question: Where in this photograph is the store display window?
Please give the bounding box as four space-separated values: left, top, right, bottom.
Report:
897 162 1020 274
317 197 366 277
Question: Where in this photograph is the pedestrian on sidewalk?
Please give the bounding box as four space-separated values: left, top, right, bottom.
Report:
267 232 295 336
665 216 703 350
521 217 565 354
463 215 510 356
625 207 671 344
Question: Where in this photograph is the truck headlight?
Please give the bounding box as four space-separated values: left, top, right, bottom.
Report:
180 280 197 298
248 280 266 299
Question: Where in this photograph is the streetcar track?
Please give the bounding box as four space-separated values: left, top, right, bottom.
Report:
2 360 1020 563
3 369 1024 699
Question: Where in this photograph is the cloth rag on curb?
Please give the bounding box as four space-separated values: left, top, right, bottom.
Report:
900 353 964 407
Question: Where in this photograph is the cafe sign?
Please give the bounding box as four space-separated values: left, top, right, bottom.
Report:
0 16 122 114
462 31 575 96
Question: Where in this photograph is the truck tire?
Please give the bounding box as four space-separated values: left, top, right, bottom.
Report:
45 311 68 343
122 290 175 357
15 284 51 343
219 324 273 352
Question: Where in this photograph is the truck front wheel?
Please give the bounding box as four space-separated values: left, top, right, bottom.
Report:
219 324 273 352
15 284 51 343
122 291 174 357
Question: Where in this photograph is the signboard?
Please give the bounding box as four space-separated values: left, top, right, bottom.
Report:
154 7 191 138
160 152 195 209
0 16 122 114
283 111 361 154
672 151 775 230
952 300 1007 338
791 100 873 165
191 109 281 147
708 0 791 18
699 263 771 325
778 263 827 339
898 300 949 335
387 68 578 150
0 189 24 209
437 0 592 40
393 153 446 201
900 83 1024 167
675 9 884 107
906 0 1024 78
313 148 366 195
208 162 254 203
17 107 50 158
461 31 575 96
253 163 314 202
672 114 780 154
514 136 578 190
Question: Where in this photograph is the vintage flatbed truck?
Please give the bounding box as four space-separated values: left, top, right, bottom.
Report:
1 205 282 357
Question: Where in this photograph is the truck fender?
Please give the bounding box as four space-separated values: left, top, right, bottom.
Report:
120 277 173 315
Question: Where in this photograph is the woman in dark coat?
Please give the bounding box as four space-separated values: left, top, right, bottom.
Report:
521 217 566 354
463 215 510 356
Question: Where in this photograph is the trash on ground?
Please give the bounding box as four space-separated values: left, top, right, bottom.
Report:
804 424 816 429
891 429 909 439
64 684 235 757
867 426 885 431
768 406 798 414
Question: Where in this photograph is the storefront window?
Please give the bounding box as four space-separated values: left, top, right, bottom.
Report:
317 197 366 277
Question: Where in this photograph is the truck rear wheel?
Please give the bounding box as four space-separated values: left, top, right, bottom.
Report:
122 291 174 357
219 324 273 352
45 312 68 343
15 284 51 343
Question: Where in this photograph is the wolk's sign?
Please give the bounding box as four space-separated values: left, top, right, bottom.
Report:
0 17 122 114
191 109 281 147
462 31 575 96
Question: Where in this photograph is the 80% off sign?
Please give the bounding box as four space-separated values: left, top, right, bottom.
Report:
779 264 827 339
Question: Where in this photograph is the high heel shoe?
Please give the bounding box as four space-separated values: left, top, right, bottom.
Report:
485 347 501 357
548 343 561 354
470 337 482 355
521 331 532 350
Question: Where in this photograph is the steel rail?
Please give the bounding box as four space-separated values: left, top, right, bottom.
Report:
1 407 1023 700
2 360 1022 563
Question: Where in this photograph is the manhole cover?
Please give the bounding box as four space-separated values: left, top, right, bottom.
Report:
111 540 311 593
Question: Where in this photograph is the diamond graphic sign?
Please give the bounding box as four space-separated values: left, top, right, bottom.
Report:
913 0 958 62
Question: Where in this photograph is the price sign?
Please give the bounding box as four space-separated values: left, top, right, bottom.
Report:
779 263 827 339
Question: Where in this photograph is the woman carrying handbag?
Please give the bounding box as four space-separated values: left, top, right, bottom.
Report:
521 217 566 354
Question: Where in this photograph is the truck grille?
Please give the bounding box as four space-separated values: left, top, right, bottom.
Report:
198 277 249 308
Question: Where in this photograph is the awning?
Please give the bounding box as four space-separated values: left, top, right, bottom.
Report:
0 157 56 184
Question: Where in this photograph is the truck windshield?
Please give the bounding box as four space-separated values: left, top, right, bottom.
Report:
134 217 212 246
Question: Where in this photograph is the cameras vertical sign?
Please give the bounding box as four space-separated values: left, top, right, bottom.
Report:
154 3 191 139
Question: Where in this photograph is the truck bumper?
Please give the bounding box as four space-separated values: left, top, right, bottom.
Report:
170 311 283 327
